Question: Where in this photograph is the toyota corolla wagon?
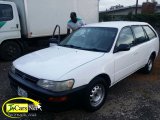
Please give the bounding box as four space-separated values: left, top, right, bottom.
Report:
9 21 159 111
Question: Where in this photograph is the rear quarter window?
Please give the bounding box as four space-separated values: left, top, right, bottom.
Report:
0 4 13 21
143 26 157 40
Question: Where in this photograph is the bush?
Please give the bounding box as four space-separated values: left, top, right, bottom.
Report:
99 12 112 22
132 14 160 27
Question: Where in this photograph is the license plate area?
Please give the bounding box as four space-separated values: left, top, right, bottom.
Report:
18 87 28 97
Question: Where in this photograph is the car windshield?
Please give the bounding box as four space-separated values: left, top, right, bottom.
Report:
59 27 118 52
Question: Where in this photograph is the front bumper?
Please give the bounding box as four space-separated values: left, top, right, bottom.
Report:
9 71 86 108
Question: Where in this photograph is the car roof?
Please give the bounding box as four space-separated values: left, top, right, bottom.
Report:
84 21 148 29
0 1 15 5
0 1 12 4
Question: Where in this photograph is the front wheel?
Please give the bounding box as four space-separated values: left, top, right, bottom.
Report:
0 41 22 61
84 77 108 112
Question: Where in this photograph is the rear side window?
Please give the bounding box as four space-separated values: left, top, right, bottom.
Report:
116 27 134 47
143 26 156 40
132 26 147 44
0 4 13 21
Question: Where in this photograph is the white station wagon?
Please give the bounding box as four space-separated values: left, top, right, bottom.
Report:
9 21 159 111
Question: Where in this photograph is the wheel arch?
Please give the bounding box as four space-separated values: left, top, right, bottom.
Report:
89 74 111 87
150 51 156 60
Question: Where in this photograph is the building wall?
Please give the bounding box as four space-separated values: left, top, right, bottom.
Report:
142 2 157 14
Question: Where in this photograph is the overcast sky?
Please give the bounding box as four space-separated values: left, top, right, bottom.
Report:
99 0 160 11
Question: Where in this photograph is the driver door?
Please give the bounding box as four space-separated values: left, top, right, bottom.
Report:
0 2 20 44
113 27 139 83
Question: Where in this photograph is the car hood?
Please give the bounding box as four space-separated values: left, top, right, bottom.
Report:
13 46 104 80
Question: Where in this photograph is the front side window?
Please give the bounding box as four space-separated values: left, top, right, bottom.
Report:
116 27 134 47
0 4 13 21
143 26 156 40
60 27 118 52
132 26 147 44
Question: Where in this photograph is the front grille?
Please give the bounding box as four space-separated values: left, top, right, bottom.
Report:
15 69 39 83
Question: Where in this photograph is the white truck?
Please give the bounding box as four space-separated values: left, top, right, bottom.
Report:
0 0 99 60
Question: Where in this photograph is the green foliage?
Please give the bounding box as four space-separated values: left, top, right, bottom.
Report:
132 14 160 27
99 12 112 22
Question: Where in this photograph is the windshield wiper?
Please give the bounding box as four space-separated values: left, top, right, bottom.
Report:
83 48 107 52
59 45 106 52
59 44 82 49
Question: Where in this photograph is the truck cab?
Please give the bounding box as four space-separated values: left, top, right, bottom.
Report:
0 1 21 61
0 0 99 61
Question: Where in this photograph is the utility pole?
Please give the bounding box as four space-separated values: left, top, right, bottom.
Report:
135 0 139 15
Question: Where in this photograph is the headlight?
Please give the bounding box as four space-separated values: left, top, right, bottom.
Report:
37 79 74 92
11 65 15 74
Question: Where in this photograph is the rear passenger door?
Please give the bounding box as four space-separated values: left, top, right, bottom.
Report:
143 25 158 61
131 25 150 68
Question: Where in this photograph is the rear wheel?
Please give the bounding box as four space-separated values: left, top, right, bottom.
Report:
84 77 109 112
142 56 154 74
0 41 22 61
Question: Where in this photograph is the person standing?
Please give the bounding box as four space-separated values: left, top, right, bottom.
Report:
67 12 85 34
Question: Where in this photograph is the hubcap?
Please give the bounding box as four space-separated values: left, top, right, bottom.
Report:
7 45 17 57
148 59 152 71
90 84 105 107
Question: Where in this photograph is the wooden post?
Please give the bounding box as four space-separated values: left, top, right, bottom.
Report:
135 0 139 15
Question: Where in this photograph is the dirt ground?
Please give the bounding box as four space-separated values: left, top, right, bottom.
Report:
0 53 160 120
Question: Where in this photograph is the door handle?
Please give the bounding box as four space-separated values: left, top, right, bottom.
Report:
16 24 19 28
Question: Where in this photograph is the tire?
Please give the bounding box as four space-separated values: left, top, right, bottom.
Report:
84 77 109 112
19 40 28 54
0 41 22 61
142 56 154 74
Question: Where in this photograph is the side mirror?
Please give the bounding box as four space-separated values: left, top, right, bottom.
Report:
49 38 59 47
115 44 130 52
